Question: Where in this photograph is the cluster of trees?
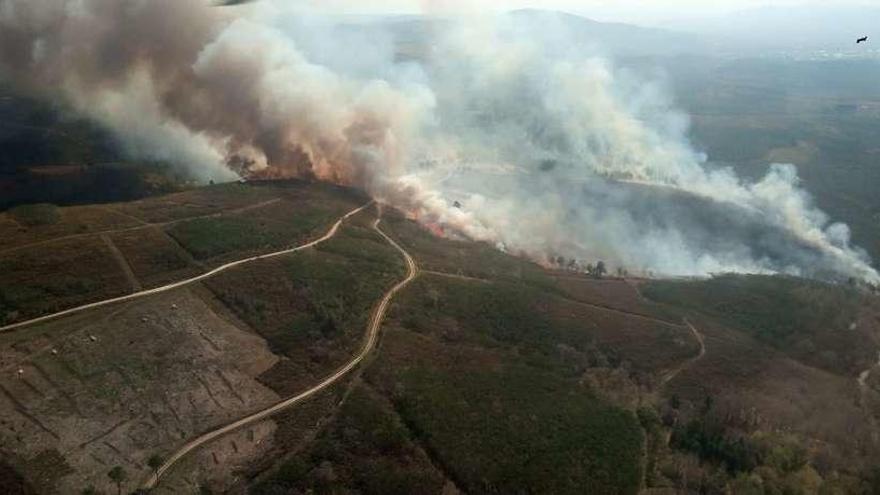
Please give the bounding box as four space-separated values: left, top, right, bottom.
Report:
671 419 763 474
550 256 629 278
81 455 163 495
551 256 626 278
656 394 880 494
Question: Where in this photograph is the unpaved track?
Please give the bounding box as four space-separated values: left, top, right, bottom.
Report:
658 318 706 388
0 202 370 333
100 233 142 291
0 197 283 256
143 214 418 489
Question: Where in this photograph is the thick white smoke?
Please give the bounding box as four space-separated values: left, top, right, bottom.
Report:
0 0 876 283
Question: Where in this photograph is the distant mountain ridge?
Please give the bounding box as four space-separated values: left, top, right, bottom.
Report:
338 9 711 58
505 8 706 56
663 6 880 52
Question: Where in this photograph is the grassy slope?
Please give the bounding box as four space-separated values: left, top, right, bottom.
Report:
375 216 647 495
252 385 449 495
4 183 880 494
387 361 643 495
251 212 651 495
642 274 874 375
0 181 367 325
205 214 406 396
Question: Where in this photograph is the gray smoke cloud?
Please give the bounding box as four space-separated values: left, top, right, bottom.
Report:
0 0 876 283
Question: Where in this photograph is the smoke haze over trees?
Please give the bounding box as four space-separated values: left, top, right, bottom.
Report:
0 0 876 282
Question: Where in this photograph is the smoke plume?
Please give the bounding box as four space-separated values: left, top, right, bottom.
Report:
0 0 876 283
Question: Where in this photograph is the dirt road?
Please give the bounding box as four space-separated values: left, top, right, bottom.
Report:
658 318 706 388
0 202 371 333
143 214 418 489
0 197 283 256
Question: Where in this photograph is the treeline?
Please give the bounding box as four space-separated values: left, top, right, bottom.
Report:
550 256 628 278
660 394 880 494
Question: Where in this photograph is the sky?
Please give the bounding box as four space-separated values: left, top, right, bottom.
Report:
299 0 876 24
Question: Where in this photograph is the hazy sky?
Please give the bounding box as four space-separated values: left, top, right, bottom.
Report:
301 0 876 24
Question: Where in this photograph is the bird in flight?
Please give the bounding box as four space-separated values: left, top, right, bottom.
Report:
857 36 868 44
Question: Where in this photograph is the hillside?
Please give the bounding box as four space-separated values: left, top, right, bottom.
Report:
361 9 706 60
0 181 879 494
0 89 191 210
662 6 880 53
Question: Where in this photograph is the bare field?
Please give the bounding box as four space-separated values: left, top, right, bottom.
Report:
0 287 282 495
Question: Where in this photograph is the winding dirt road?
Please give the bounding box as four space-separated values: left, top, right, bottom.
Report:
658 318 706 388
0 202 371 333
143 214 418 490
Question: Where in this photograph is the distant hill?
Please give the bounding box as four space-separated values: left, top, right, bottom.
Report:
663 6 880 53
0 89 189 210
504 9 708 57
335 9 711 59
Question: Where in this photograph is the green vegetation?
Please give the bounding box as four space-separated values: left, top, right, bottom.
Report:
241 214 661 494
394 276 620 376
0 90 190 210
637 406 663 486
659 394 870 494
382 212 561 293
206 220 405 393
399 279 553 347
642 274 871 374
0 237 130 324
643 275 849 344
166 206 337 260
254 386 446 495
369 271 648 494
383 360 643 495
217 223 403 353
394 275 695 378
0 460 35 495
146 455 163 478
9 203 60 226
106 466 125 495
671 418 761 474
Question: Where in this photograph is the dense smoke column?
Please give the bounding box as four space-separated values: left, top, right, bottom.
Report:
0 0 429 185
422 16 880 283
0 0 876 283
